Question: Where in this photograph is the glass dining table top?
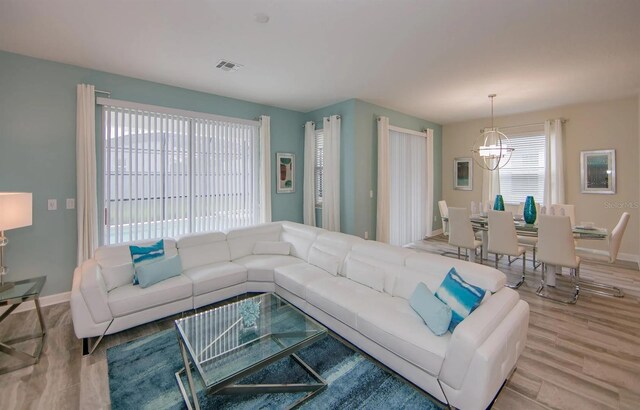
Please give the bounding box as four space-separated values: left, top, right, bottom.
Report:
175 293 327 389
467 214 608 239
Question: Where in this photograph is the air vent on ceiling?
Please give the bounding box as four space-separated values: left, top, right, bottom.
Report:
216 60 243 72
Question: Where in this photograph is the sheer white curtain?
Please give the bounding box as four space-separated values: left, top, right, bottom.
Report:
322 115 340 231
259 115 272 223
303 121 316 226
389 128 430 246
425 128 434 237
376 116 390 242
76 84 98 264
544 119 565 208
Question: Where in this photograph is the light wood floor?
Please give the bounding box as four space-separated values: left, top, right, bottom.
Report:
1 237 639 409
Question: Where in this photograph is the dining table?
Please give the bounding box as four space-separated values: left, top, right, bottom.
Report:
445 214 609 287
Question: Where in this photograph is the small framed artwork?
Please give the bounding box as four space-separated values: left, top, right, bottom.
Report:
454 157 473 190
276 153 295 193
580 149 615 194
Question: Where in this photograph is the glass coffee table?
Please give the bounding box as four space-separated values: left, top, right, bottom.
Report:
175 293 328 410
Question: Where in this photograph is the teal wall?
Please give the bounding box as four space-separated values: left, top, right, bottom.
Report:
353 100 443 240
304 99 443 239
0 51 305 296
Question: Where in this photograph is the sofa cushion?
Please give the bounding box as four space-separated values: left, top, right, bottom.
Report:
410 282 452 336
253 241 291 255
344 257 385 292
182 262 247 296
307 246 341 276
405 253 505 293
136 255 183 289
233 254 302 282
280 221 324 260
436 268 486 332
356 295 451 376
310 231 363 274
176 232 230 271
226 223 283 260
274 263 333 299
107 274 192 317
305 276 382 328
96 238 177 291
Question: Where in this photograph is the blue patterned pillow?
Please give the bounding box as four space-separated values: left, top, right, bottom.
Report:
435 267 486 332
129 239 165 285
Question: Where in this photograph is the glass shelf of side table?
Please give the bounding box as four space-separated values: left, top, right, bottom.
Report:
0 276 47 374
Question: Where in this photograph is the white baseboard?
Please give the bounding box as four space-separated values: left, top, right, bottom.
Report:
0 291 71 315
575 246 639 264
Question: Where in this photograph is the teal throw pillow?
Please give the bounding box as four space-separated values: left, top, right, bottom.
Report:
409 282 452 336
435 267 486 332
129 239 165 285
135 255 183 288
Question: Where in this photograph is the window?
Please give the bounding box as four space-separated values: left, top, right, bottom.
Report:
314 130 324 207
498 133 546 205
102 102 261 245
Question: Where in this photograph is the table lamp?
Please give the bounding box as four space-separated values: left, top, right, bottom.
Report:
0 193 33 292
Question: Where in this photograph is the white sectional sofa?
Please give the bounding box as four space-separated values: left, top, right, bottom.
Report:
71 221 529 410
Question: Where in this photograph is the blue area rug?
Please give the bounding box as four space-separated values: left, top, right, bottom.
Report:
108 329 442 409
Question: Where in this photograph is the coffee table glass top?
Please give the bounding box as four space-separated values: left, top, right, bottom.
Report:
0 276 46 304
175 293 327 389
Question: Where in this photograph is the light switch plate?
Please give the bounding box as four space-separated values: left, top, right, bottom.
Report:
66 198 75 209
47 199 57 210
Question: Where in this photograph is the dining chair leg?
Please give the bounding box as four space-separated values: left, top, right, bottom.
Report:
506 251 526 289
536 262 579 304
479 246 483 264
457 247 461 260
495 254 499 269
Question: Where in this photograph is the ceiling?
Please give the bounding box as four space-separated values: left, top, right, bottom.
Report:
1 0 639 124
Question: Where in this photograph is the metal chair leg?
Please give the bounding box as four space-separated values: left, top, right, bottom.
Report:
495 254 499 269
479 246 483 264
457 247 461 260
536 263 579 304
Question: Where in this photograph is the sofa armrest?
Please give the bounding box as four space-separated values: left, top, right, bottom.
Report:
77 259 113 324
439 287 521 389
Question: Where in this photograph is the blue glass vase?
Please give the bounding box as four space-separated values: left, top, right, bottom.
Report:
524 196 537 224
493 194 505 211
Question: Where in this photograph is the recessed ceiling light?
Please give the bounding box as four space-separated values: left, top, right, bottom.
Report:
255 13 269 24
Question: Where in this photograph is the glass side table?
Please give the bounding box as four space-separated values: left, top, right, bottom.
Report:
0 276 46 374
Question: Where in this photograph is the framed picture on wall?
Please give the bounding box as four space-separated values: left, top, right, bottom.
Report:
580 149 615 194
454 157 473 190
276 153 295 193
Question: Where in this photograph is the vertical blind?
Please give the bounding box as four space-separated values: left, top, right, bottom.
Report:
499 133 546 205
314 130 324 206
102 103 260 245
389 129 428 246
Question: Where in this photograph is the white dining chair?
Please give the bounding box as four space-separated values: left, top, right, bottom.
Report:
448 207 483 262
487 210 526 288
438 200 449 236
549 204 576 226
516 200 542 269
576 212 630 297
536 214 580 304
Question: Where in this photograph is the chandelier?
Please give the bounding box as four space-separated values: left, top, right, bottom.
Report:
471 94 514 171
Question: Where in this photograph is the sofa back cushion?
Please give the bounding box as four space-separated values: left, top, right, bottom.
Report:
344 257 385 292
226 223 282 260
308 246 341 276
310 231 363 272
253 241 291 255
95 238 178 291
345 242 414 293
177 232 230 271
404 253 506 293
280 221 324 260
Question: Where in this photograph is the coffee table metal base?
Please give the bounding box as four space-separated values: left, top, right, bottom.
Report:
175 341 327 410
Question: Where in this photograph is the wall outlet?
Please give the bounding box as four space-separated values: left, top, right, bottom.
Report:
364 231 369 239
66 198 75 209
47 199 57 210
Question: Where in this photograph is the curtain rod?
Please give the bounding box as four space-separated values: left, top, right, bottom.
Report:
480 119 568 132
95 89 111 97
301 116 340 128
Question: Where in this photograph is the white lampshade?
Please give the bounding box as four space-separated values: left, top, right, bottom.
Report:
0 193 33 231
